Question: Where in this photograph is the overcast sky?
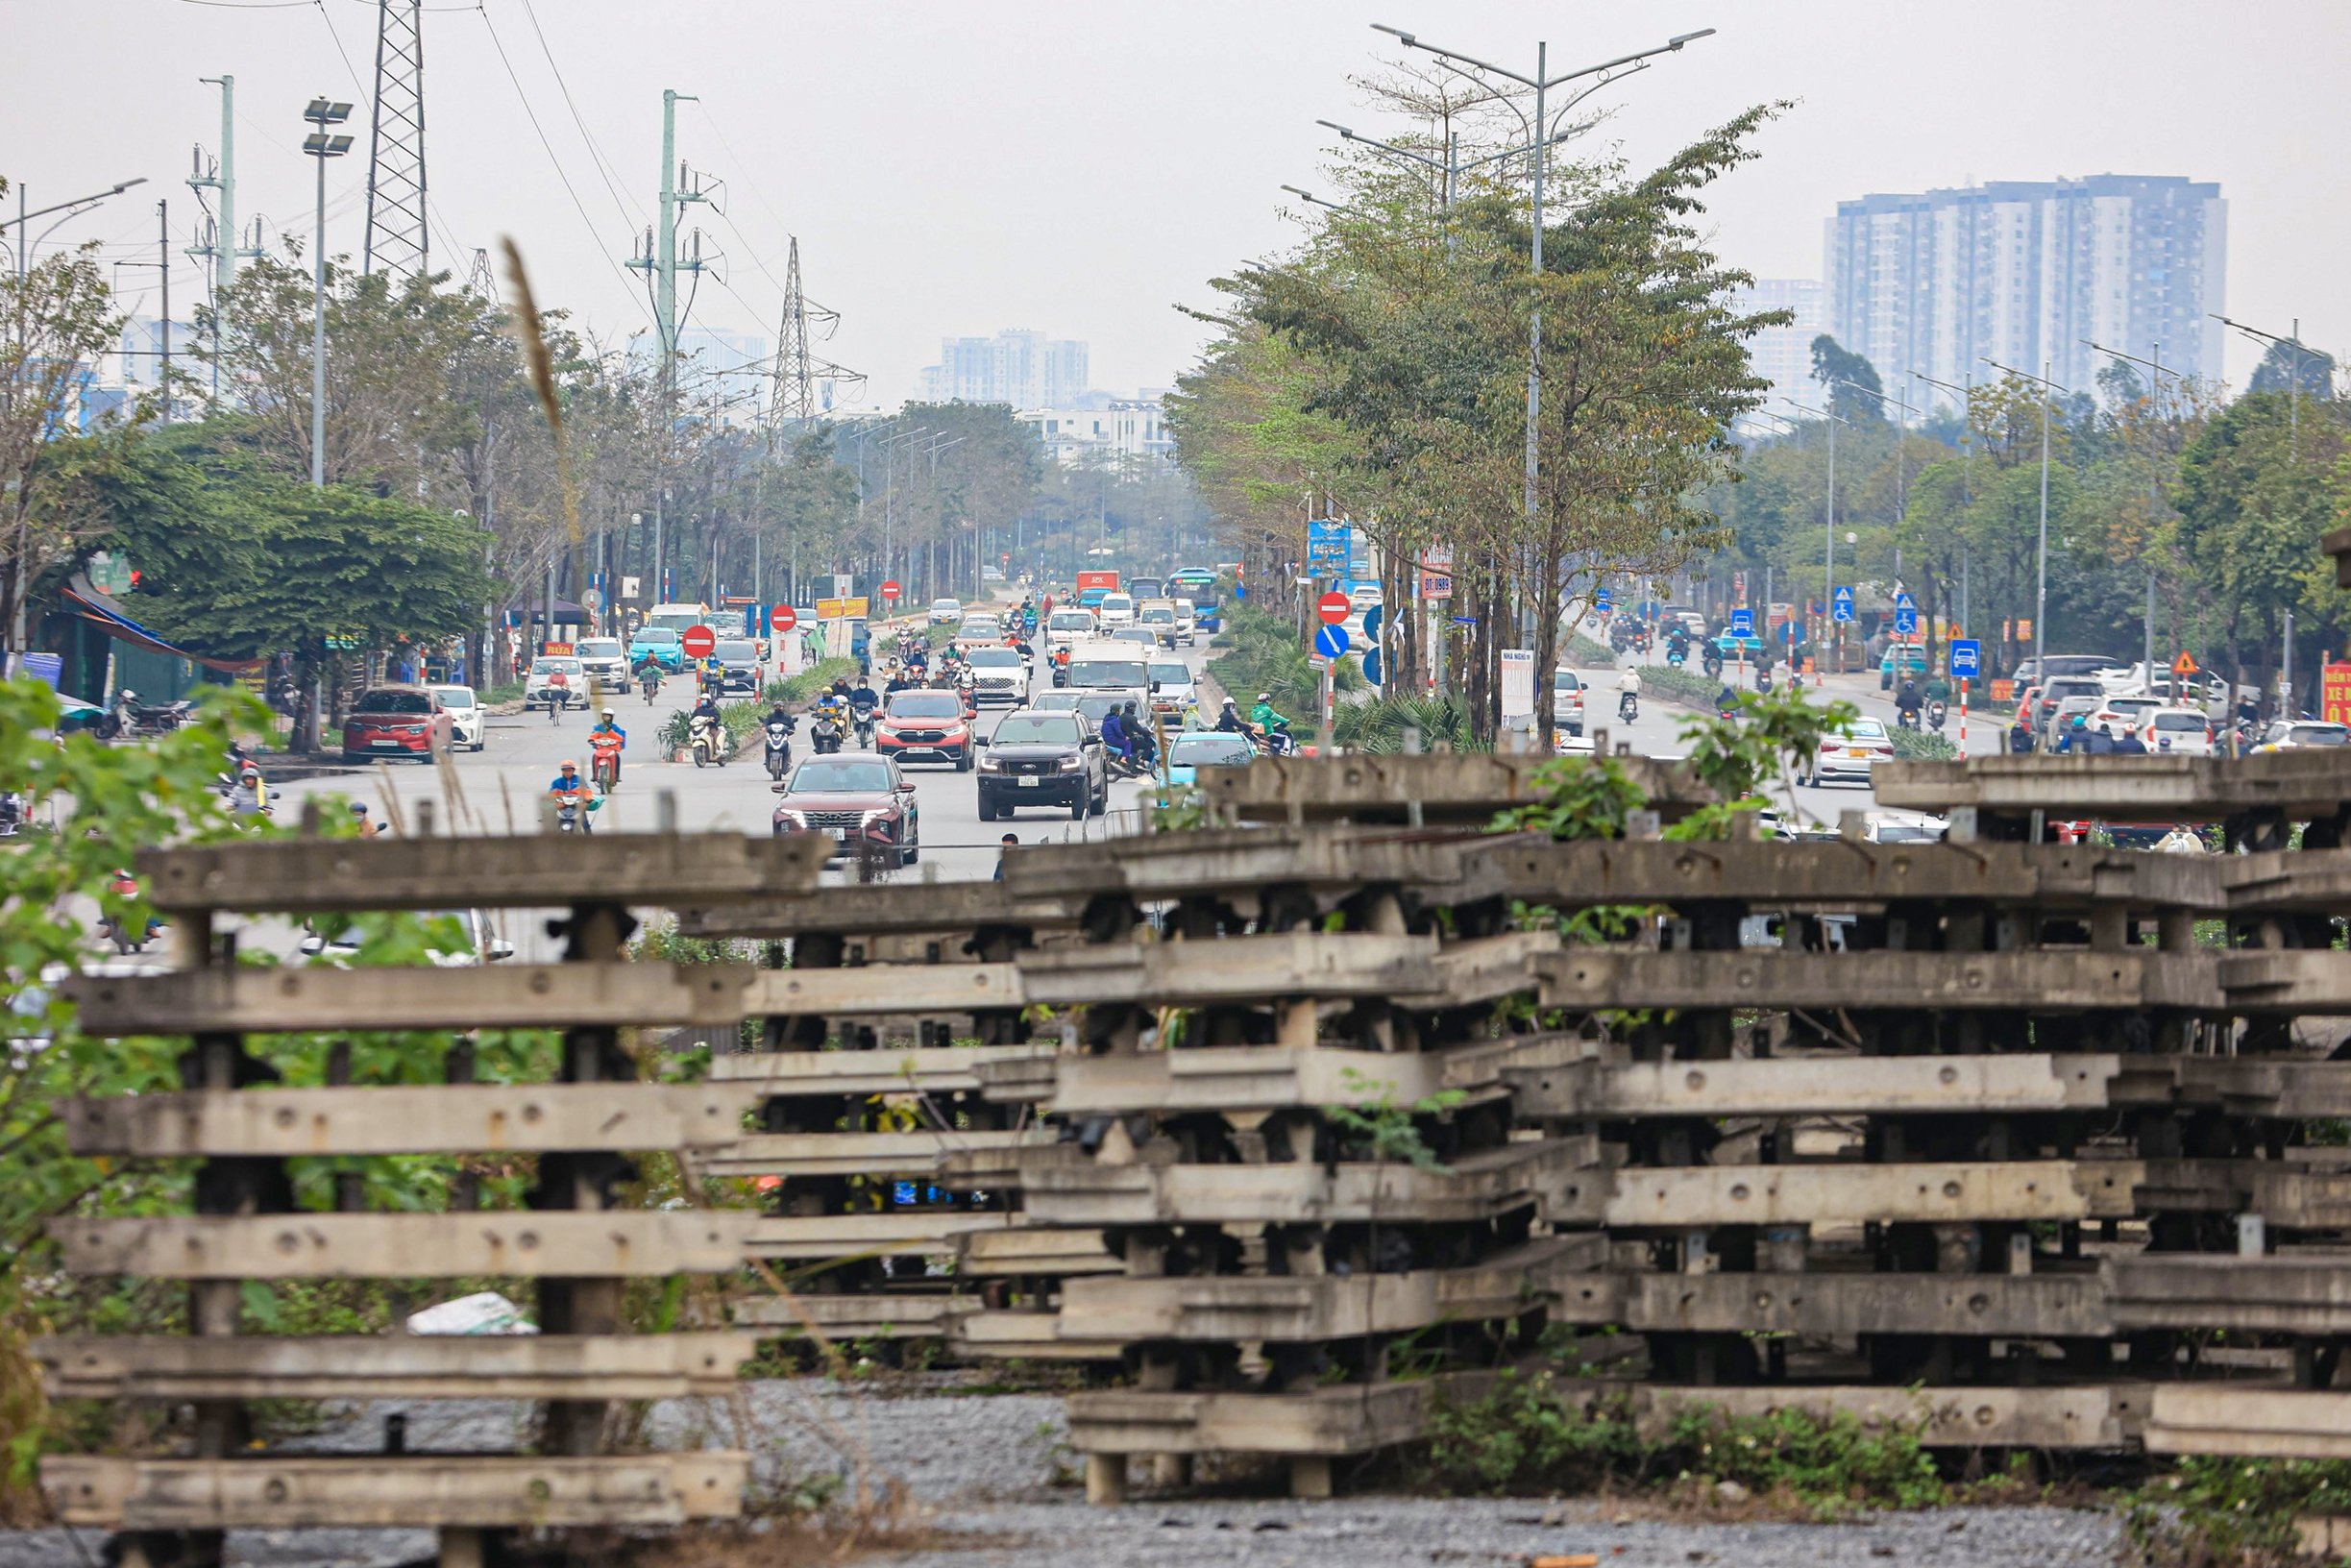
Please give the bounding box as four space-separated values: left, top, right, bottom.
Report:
8 0 2346 404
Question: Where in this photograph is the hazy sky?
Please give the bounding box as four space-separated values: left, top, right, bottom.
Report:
8 0 2347 403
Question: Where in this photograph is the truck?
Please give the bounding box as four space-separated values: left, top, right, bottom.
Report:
1076 570 1120 599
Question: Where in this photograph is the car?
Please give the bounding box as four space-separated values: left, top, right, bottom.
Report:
955 613 1003 649
2138 706 2218 755
1801 715 1895 786
1157 727 1256 787
975 708 1108 821
574 636 628 685
2089 695 2164 735
1349 584 1383 612
965 645 1032 706
2255 720 2351 751
1861 810 1947 844
1044 608 1097 648
711 639 762 696
1878 642 1930 690
2015 654 2128 686
771 752 920 868
1551 669 1585 737
429 683 485 752
1108 625 1161 654
523 656 587 712
1136 602 1181 647
1148 659 1196 721
1172 599 1198 645
342 685 452 762
626 626 685 673
1709 633 1766 659
1031 689 1134 731
929 597 964 625
1096 592 1137 627
2045 694 2106 745
2032 676 2107 737
874 687 975 770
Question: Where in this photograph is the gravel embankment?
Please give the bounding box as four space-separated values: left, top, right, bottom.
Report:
1 1381 2125 1568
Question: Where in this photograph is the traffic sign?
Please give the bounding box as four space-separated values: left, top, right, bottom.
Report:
1832 586 1855 624
1729 607 1753 637
1596 587 1611 611
1779 619 1806 646
1893 603 1918 635
681 625 717 660
1895 590 1915 610
879 579 901 601
1362 647 1383 686
770 603 798 633
1317 591 1351 625
1312 623 1349 659
581 586 604 614
1948 638 1981 678
2172 651 2200 677
1361 604 1384 643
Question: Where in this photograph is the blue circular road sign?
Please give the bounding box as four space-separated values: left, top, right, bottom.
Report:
1312 623 1349 659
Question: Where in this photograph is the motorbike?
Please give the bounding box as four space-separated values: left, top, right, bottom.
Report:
590 736 624 795
811 712 845 755
554 796 588 834
0 791 21 838
1259 719 1300 757
640 669 661 705
850 701 878 749
1665 644 1687 669
1926 698 1948 731
1104 741 1145 781
1755 670 1774 695
1897 706 1922 731
2008 723 2037 754
1618 690 1639 723
102 694 194 740
688 714 728 769
764 719 796 781
97 871 159 953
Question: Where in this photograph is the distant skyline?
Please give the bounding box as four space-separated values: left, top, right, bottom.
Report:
6 2 2345 404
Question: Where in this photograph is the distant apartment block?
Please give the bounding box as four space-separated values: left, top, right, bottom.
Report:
1826 174 2226 411
919 329 1089 408
675 327 771 425
1016 400 1172 469
1731 280 1825 421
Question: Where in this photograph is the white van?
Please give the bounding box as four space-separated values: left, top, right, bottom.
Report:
1096 593 1137 628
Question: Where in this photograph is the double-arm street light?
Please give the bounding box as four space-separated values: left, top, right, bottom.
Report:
2212 313 2318 455
1981 357 2066 675
302 96 355 490
1370 23 1715 640
4 178 151 284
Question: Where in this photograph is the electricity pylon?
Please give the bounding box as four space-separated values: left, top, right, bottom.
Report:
361 0 429 282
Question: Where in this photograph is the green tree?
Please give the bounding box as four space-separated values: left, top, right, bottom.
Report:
1809 333 1885 425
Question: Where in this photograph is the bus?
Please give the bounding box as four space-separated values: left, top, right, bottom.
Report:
644 602 711 635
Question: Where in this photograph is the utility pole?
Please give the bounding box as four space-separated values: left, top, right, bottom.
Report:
187 76 260 406
361 0 429 282
158 201 169 424
625 89 706 611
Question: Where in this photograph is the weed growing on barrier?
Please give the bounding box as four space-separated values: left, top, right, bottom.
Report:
1416 1371 1952 1519
2126 1455 2351 1567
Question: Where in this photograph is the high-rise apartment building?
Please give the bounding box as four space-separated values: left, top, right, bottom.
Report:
919 329 1089 407
674 327 771 426
1730 280 1825 421
1826 174 2226 413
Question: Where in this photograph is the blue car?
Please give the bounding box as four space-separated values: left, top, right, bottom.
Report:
627 626 686 672
1156 728 1257 789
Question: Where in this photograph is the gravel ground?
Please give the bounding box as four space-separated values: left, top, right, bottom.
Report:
0 1381 2126 1567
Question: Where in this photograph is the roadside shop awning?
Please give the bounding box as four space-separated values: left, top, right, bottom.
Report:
60 576 266 674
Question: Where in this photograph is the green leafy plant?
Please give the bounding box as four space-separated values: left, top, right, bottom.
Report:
1323 1068 1465 1172
2126 1455 2351 1567
1890 726 1958 760
1488 754 1648 841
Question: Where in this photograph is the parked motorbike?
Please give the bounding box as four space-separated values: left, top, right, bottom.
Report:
689 714 728 769
0 791 21 838
102 692 194 740
764 719 796 781
1926 698 1948 731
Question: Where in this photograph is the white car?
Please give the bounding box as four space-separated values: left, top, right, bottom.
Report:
2139 706 2217 755
1044 608 1097 648
929 597 963 625
1173 599 1198 645
2089 695 2163 735
429 684 485 751
2256 720 2351 751
955 613 1003 649
573 636 627 685
1862 810 1947 844
965 644 1032 706
1802 716 1896 786
1551 669 1585 737
1096 593 1137 627
1148 658 1196 721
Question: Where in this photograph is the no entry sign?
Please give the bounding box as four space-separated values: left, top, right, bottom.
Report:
681 625 717 660
1317 591 1351 625
770 603 797 633
880 579 902 601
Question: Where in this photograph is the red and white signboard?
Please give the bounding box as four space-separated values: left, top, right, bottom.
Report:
681 625 717 660
1316 591 1351 625
769 603 798 633
879 579 902 601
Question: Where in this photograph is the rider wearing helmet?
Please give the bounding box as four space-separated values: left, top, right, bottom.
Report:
588 707 626 789
1214 696 1249 735
1250 692 1288 741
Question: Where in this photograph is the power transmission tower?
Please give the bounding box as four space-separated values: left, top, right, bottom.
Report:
361 0 429 282
766 238 864 448
467 246 495 298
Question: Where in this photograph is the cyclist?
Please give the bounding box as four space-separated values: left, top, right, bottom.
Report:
588 708 626 792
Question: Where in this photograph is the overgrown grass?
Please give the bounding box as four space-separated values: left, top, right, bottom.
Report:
1890 726 1958 759
1332 693 1487 753
1638 665 1724 708
1563 631 1617 668
1417 1372 1952 1520
2126 1455 2351 1567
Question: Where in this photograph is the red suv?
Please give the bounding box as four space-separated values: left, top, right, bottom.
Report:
343 686 453 763
874 688 975 771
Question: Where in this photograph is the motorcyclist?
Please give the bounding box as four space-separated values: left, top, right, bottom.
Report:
691 688 723 727
847 674 880 713
1214 697 1250 735
548 760 593 832
228 766 267 816
1099 703 1134 767
1123 701 1159 772
588 708 626 788
885 667 918 697
2086 722 2117 755
1250 692 1288 740
1894 678 1924 726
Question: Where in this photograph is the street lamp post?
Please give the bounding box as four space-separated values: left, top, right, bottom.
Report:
302 97 355 490
1784 399 1848 670
2084 339 2191 684
1370 23 1713 649
1981 358 2065 677
2212 314 2314 457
